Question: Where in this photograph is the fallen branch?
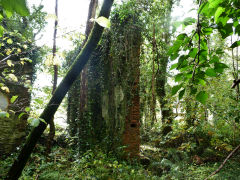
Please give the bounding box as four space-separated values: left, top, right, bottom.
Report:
205 143 240 180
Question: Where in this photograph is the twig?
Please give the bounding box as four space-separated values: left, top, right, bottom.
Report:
231 79 240 89
205 143 240 180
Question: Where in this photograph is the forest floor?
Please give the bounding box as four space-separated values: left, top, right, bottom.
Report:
1 142 240 179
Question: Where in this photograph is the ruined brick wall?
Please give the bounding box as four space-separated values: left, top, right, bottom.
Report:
0 61 32 157
101 15 142 158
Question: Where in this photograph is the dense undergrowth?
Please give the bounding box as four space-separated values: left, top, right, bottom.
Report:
1 130 240 180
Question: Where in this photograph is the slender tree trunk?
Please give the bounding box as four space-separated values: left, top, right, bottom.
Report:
155 0 173 132
7 1 113 178
153 0 173 136
46 0 58 155
151 23 156 127
78 0 98 152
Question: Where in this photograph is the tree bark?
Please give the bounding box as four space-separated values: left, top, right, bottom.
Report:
46 0 58 155
151 23 156 127
7 0 113 179
155 0 173 131
78 0 98 152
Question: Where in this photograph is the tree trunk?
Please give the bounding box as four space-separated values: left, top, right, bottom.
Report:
46 0 58 155
155 0 173 135
7 1 113 178
151 23 157 127
78 0 98 152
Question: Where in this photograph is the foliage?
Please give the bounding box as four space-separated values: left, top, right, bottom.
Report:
169 0 238 104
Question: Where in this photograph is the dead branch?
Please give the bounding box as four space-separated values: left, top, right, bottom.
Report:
205 143 240 180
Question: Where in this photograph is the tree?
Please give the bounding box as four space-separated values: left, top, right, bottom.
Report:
66 0 98 152
45 0 59 155
7 0 114 179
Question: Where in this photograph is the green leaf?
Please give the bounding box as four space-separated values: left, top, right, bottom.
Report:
168 40 182 55
215 7 225 23
176 33 187 40
34 98 43 105
1 0 30 16
18 112 26 119
209 0 224 9
7 60 14 67
183 17 196 26
172 85 182 95
25 107 30 112
202 27 213 35
218 23 233 39
0 26 4 37
170 63 178 70
8 73 18 82
7 38 13 44
189 48 198 58
196 91 208 104
0 111 9 118
175 73 183 82
10 95 18 103
198 2 209 14
94 16 111 29
39 118 47 124
179 89 185 100
214 62 228 73
170 53 179 61
198 79 206 86
205 68 217 77
230 40 240 48
4 9 13 18
209 55 219 64
28 117 40 127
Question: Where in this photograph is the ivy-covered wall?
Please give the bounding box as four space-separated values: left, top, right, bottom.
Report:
0 60 33 157
66 8 142 157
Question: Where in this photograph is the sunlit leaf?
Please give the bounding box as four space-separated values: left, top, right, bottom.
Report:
39 118 47 124
25 107 30 112
1 0 30 16
17 48 21 53
18 112 26 119
215 7 225 23
198 79 206 86
6 49 12 55
1 86 10 93
94 16 111 29
35 98 43 105
209 0 224 9
0 26 4 37
7 38 13 44
170 63 178 70
10 95 18 103
23 44 28 49
8 73 18 82
7 60 14 67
